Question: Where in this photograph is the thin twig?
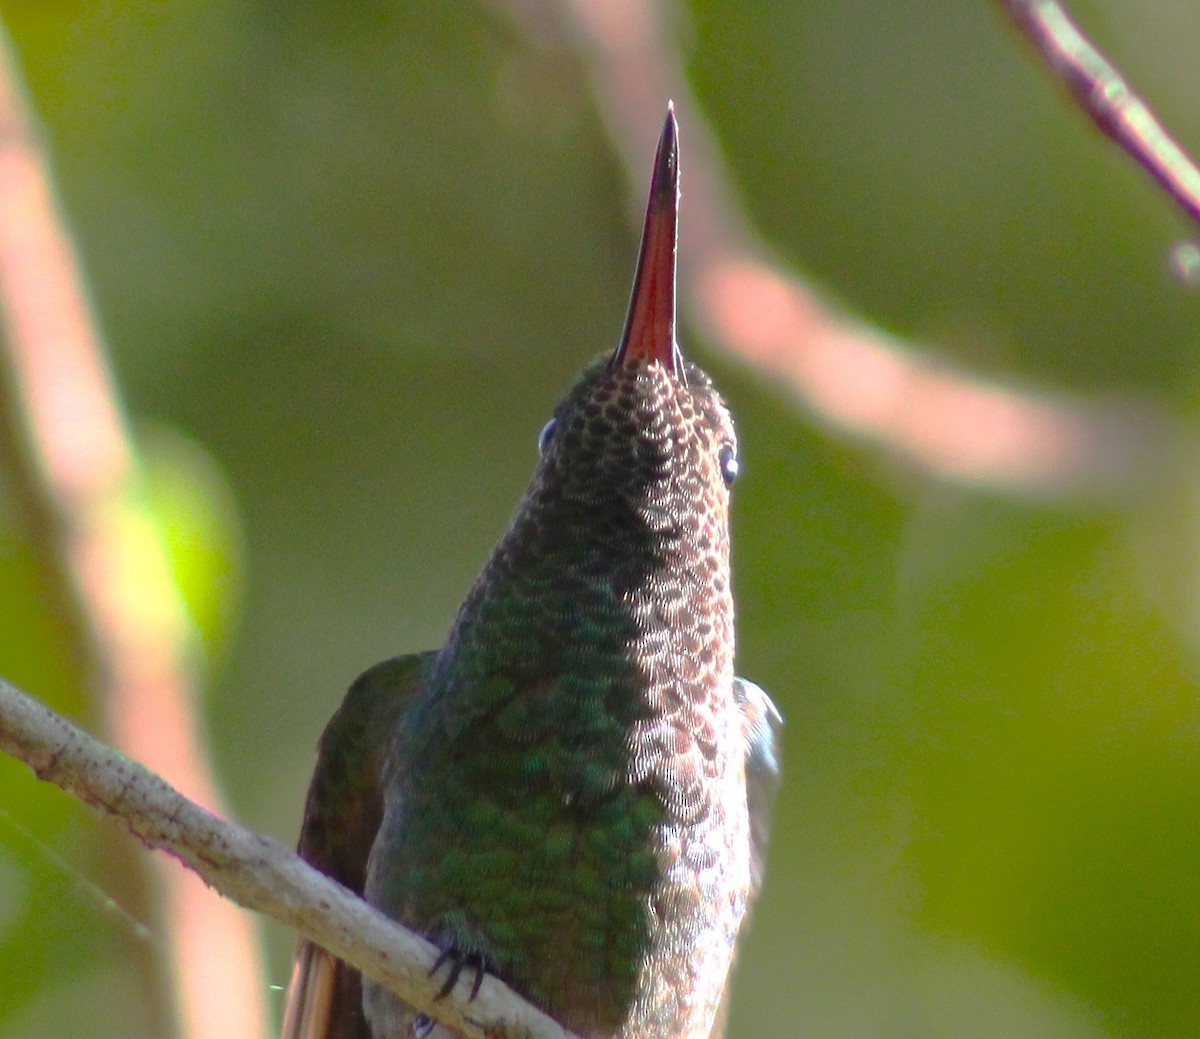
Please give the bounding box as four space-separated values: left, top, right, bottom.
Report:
0 674 578 1039
0 23 266 1039
509 0 1179 502
998 0 1200 230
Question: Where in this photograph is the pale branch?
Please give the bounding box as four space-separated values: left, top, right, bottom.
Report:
997 0 1200 231
0 22 267 1038
0 673 578 1039
518 0 1177 503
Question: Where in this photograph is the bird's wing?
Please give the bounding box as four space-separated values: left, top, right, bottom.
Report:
707 677 783 1039
734 676 782 895
280 652 437 1039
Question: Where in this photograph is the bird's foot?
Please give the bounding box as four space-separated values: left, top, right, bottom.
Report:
425 913 491 1002
411 934 489 1039
429 941 488 1001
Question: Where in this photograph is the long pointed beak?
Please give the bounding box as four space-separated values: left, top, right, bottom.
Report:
610 104 682 379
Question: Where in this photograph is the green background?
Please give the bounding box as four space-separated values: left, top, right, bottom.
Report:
3 1 1200 1037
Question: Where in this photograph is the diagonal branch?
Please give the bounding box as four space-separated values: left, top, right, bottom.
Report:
0 673 577 1039
509 0 1181 503
997 0 1200 231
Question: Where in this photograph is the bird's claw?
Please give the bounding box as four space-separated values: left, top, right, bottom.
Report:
429 943 487 1002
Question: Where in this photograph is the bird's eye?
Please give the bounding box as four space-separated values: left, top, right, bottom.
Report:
537 418 558 456
719 444 739 486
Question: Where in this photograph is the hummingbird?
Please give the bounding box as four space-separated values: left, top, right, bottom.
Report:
281 105 780 1039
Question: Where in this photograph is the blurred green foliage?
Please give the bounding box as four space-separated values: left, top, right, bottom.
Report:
2 1 1200 1037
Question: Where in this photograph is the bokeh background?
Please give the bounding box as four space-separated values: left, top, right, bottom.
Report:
3 1 1200 1037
